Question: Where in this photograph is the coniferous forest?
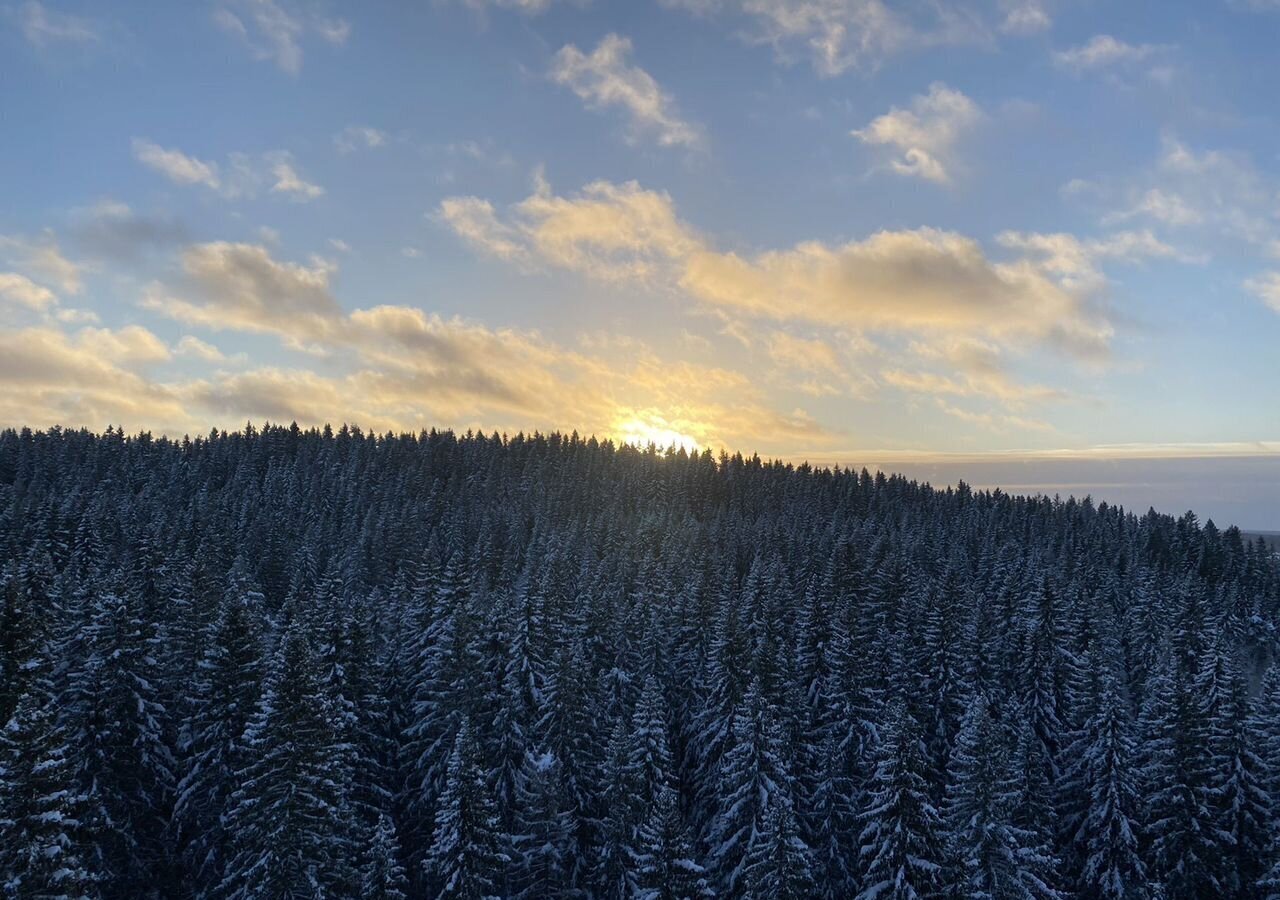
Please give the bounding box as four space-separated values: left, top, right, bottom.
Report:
3 423 1280 900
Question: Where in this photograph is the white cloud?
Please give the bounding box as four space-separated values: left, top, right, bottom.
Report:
997 228 1190 292
1108 188 1203 227
175 334 231 362
334 125 387 154
0 272 57 310
442 177 1116 359
459 0 563 13
1053 34 1160 72
102 238 834 452
853 82 981 184
665 0 990 76
1090 137 1277 249
213 0 350 75
1245 272 1280 314
441 179 698 282
13 1 98 46
437 197 527 261
0 232 82 295
142 241 343 345
132 139 222 190
550 34 704 150
0 326 189 431
76 325 171 365
999 0 1050 35
132 140 322 202
269 157 325 200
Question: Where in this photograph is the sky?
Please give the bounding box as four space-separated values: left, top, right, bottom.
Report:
1 0 1279 528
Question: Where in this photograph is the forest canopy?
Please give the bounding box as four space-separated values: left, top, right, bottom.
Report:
1 423 1278 899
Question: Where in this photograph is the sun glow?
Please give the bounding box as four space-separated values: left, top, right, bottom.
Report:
613 413 702 453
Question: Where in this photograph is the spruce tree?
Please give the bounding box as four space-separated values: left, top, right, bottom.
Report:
1069 678 1146 900
425 721 509 899
363 811 410 900
218 622 357 898
633 782 711 900
856 700 946 900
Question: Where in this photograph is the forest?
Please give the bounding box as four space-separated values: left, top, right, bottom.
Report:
2 423 1279 899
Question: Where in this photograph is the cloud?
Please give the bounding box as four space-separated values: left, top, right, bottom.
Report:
1088 137 1277 250
12 1 98 46
437 197 528 262
213 0 349 75
681 229 1112 357
75 325 172 365
0 272 57 311
132 140 323 203
0 232 82 294
996 228 1190 292
458 0 565 14
886 337 1065 406
175 335 232 362
1108 188 1202 227
70 200 187 260
142 241 343 344
999 0 1050 35
442 177 1117 361
852 82 981 183
334 125 387 154
664 0 990 76
766 332 844 375
1245 272 1280 314
0 326 190 433
106 236 838 453
550 34 704 150
1053 34 1161 72
132 139 222 190
440 179 697 280
269 156 325 200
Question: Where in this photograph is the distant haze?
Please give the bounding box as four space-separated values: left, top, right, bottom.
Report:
825 454 1280 532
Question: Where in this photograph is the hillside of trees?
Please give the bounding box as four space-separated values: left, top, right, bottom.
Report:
2 423 1279 899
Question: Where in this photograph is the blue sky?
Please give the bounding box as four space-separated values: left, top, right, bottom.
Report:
2 0 1279 526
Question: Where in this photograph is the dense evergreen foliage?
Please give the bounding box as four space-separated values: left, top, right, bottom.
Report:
1 423 1279 899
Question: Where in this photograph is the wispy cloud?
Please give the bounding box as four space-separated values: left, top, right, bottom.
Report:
132 139 324 203
132 139 222 190
0 231 82 295
268 157 324 200
12 0 98 47
213 0 349 75
1053 34 1164 72
551 34 704 150
333 125 387 154
1245 272 1280 314
662 0 993 76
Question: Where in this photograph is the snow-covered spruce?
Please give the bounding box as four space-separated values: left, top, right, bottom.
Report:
0 424 1278 897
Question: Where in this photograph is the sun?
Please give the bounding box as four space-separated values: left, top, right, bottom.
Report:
613 413 702 453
